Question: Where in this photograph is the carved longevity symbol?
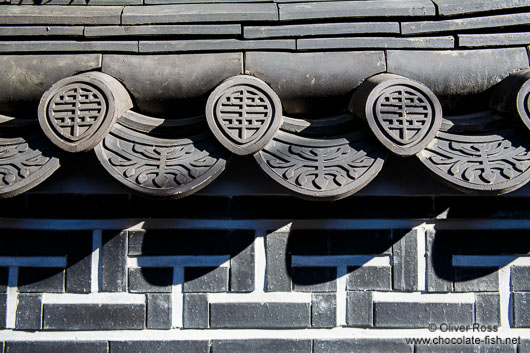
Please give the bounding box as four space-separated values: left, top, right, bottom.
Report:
217 86 271 143
38 72 133 153
0 136 60 198
95 123 228 198
48 83 107 141
418 131 530 194
351 74 442 156
255 130 385 200
375 86 431 144
206 75 283 155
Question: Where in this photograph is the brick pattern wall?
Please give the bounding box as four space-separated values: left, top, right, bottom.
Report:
0 195 530 352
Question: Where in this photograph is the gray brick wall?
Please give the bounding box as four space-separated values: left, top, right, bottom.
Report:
0 195 528 352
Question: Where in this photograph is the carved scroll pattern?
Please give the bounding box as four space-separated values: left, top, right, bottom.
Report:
102 134 218 190
262 142 375 192
422 135 530 187
0 140 52 187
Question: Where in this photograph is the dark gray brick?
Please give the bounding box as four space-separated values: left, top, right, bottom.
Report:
293 267 336 292
244 22 399 39
110 341 209 353
393 229 419 291
312 293 336 328
147 294 171 330
454 267 499 292
183 294 208 329
450 229 530 255
0 6 122 25
184 267 228 293
511 266 530 291
415 345 473 353
139 39 295 53
326 232 393 255
347 292 373 327
66 234 93 294
520 340 530 353
475 293 500 326
230 231 255 292
43 303 146 330
435 196 530 220
348 267 391 291
13 0 140 3
402 13 530 35
18 268 64 293
0 267 7 293
86 24 241 37
127 230 145 256
426 230 453 292
514 292 530 327
212 340 311 353
122 3 278 24
459 32 530 48
416 344 515 352
375 302 474 328
332 196 435 219
265 231 291 292
0 41 138 53
479 346 515 353
0 294 5 329
297 36 454 50
126 229 230 256
0 26 84 37
145 0 265 2
433 0 530 16
15 294 42 330
5 342 108 353
128 268 173 293
210 303 310 328
279 0 435 21
387 48 529 96
101 231 127 292
314 339 412 353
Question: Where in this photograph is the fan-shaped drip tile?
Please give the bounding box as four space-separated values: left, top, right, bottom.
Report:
254 129 386 201
0 135 60 198
94 123 229 198
417 130 530 195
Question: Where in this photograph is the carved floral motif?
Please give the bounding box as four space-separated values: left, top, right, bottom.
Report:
418 131 530 194
95 124 228 198
255 130 385 200
0 136 60 198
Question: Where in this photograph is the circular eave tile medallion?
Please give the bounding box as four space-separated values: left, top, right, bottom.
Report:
351 74 442 156
515 77 530 130
418 130 530 195
254 129 386 201
206 75 283 155
38 72 132 153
